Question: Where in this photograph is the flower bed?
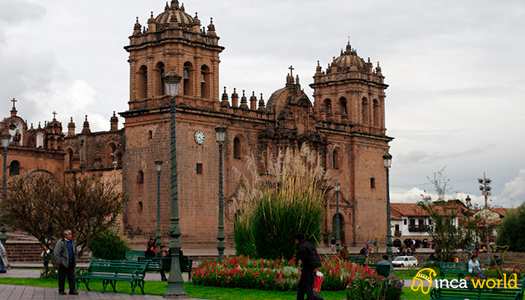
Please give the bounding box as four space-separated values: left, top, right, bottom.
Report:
192 256 381 291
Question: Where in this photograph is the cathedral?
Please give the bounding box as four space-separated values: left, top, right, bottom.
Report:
0 0 392 249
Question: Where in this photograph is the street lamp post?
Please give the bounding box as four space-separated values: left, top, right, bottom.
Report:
215 127 226 261
334 183 341 252
383 152 393 259
0 132 10 244
163 71 185 298
155 160 163 248
478 174 492 265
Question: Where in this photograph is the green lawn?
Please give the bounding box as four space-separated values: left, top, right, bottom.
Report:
0 277 430 300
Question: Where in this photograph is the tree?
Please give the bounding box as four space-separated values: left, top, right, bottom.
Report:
497 204 525 252
418 169 472 261
0 172 124 255
426 167 451 201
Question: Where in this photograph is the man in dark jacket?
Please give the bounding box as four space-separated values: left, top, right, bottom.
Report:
295 233 323 300
53 230 78 295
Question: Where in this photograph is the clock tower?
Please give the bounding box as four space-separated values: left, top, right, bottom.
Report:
120 1 226 244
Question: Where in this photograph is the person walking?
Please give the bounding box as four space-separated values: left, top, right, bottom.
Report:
295 233 323 300
0 240 8 274
53 230 78 295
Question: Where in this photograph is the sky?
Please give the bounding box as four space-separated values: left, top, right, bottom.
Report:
0 0 524 208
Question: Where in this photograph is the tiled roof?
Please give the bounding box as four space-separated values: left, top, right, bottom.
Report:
391 203 430 217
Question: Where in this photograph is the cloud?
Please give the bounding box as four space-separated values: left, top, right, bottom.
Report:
498 169 525 208
391 186 486 207
396 146 491 165
0 0 45 25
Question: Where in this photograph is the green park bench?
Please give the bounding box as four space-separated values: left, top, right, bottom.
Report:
77 259 148 295
125 250 145 261
126 249 193 280
438 262 468 279
348 255 366 265
138 255 193 280
430 287 523 300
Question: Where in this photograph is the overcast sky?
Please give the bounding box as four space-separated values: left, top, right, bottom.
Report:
1 0 524 208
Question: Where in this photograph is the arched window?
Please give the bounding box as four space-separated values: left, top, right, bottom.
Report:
233 137 241 160
361 98 369 125
183 62 193 96
155 62 165 96
332 149 339 169
9 160 20 176
373 99 380 127
137 170 144 184
339 97 348 117
137 65 148 99
200 65 210 99
324 99 332 115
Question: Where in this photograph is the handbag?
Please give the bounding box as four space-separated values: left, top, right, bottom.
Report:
313 271 324 293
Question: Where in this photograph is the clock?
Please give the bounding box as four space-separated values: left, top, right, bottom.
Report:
194 131 206 145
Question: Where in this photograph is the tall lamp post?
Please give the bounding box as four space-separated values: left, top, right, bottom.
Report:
478 174 492 264
334 182 341 252
163 71 185 298
0 132 10 244
215 127 226 261
383 152 393 259
155 160 163 248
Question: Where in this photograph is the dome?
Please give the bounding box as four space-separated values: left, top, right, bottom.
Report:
328 42 369 72
155 2 194 26
332 48 366 70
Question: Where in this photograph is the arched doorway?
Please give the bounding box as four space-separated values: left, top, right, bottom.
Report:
332 213 345 246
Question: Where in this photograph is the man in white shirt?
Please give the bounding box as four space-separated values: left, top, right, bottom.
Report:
468 253 481 275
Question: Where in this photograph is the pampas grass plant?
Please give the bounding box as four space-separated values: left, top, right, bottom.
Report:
233 145 329 259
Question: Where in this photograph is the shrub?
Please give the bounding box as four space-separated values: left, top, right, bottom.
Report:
232 146 327 259
234 217 256 257
346 277 403 300
89 230 129 260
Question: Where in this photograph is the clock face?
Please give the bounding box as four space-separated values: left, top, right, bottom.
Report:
194 131 206 145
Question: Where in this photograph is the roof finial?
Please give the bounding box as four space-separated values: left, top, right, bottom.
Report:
288 65 294 77
181 2 185 11
171 0 179 9
165 2 169 11
258 93 266 111
52 111 57 120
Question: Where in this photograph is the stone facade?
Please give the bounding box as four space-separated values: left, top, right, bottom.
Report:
121 0 392 249
1 0 393 250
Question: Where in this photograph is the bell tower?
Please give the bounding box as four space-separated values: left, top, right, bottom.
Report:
310 42 388 135
125 0 224 111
